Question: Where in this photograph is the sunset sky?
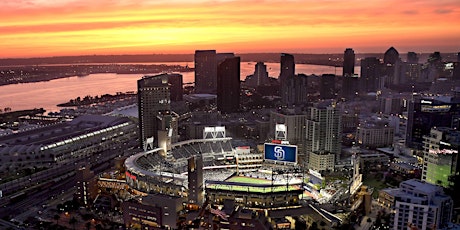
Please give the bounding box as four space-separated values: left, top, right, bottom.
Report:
1 0 459 58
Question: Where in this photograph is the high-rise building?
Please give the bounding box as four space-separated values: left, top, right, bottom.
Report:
138 74 171 148
378 95 403 115
320 74 336 99
167 73 183 101
282 74 308 106
188 155 204 205
279 53 295 83
453 62 460 81
244 62 270 89
356 120 395 149
406 61 422 83
406 96 460 151
379 179 453 230
422 127 460 188
217 56 240 113
384 47 399 65
253 62 269 86
343 48 355 77
360 57 382 93
279 53 295 105
75 165 97 207
407 52 419 64
342 48 357 99
383 47 400 87
216 53 235 64
270 109 308 160
453 52 460 80
305 101 342 170
195 50 217 94
341 75 359 100
244 62 270 88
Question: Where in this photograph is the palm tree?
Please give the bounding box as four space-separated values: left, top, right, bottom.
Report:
69 217 78 230
53 214 60 226
85 221 91 230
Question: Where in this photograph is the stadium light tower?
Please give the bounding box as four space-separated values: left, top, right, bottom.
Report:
275 124 287 141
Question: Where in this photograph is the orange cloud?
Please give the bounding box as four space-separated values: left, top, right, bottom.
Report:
0 0 458 58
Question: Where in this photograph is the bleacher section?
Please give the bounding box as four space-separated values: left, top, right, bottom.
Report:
135 152 164 172
128 138 236 187
169 139 234 163
221 141 233 152
204 170 234 182
200 142 212 154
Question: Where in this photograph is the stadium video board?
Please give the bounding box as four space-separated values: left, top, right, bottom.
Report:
264 143 297 164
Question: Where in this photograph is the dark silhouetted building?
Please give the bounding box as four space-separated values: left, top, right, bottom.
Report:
188 155 204 205
167 73 183 101
195 50 217 94
342 48 357 99
342 75 359 99
360 57 382 93
453 52 460 80
406 96 460 152
279 53 295 84
407 52 419 64
217 52 235 64
122 193 184 229
279 53 296 105
292 74 308 105
384 47 399 65
281 73 308 106
320 74 336 99
75 165 97 207
138 74 171 148
383 47 400 87
454 62 460 81
245 62 269 88
343 48 355 77
217 56 240 113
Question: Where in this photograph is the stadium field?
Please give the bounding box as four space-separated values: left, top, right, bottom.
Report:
206 182 300 193
225 176 271 185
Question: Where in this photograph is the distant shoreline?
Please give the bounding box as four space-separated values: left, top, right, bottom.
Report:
0 63 192 87
1 52 458 67
57 92 137 107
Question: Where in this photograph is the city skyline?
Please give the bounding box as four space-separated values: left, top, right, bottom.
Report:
1 0 459 58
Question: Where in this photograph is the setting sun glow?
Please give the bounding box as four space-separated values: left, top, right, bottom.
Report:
1 0 459 58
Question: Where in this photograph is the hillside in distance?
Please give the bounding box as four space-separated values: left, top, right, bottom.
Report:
0 52 458 67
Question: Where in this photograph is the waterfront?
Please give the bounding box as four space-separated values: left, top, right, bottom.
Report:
0 62 350 113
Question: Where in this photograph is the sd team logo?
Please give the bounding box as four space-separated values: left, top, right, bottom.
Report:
274 146 285 160
264 143 297 163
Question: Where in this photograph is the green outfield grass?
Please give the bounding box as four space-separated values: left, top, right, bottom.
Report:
206 183 300 193
208 175 301 193
225 176 272 184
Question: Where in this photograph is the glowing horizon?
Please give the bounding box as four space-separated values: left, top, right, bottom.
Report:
1 0 459 58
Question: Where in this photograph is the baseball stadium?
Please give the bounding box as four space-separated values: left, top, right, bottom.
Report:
124 126 304 208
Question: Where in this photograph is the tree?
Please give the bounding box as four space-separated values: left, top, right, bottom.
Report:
309 222 319 230
320 221 327 227
53 214 60 225
447 173 460 207
85 221 91 230
69 216 78 230
294 217 307 230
